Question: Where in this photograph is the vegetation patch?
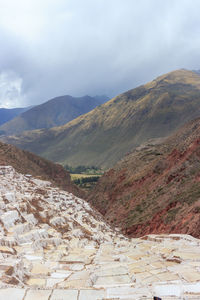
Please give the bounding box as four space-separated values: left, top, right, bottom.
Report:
174 183 200 205
67 165 102 191
71 174 101 191
65 165 103 175
164 207 180 224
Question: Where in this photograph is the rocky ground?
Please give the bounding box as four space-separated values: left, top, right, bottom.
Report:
0 166 200 299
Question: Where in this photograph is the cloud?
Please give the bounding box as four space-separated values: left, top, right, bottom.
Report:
0 71 26 108
0 0 200 107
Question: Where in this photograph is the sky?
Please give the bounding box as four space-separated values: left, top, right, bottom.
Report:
0 0 200 108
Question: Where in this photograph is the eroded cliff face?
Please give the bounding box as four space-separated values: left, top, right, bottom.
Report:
0 166 200 299
88 118 200 238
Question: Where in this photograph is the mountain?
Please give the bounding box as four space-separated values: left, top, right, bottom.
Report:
0 140 82 197
0 106 32 127
1 166 200 298
87 117 200 238
0 95 109 135
193 69 200 75
2 69 200 168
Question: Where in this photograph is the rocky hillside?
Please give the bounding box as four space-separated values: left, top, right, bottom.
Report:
88 117 200 238
2 69 200 168
0 166 200 299
0 141 82 197
0 95 109 135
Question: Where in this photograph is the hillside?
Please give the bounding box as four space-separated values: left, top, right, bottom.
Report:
0 95 109 135
0 141 82 197
2 69 200 168
0 106 31 127
87 117 200 238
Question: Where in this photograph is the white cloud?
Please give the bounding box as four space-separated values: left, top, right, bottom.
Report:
0 0 200 107
0 71 26 108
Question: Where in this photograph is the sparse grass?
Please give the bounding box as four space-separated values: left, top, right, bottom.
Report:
174 183 200 205
164 207 180 224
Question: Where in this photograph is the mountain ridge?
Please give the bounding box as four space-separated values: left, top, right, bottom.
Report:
2 69 200 168
0 106 32 127
0 95 109 135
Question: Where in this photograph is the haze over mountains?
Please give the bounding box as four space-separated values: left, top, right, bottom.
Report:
0 95 109 135
2 69 200 169
0 106 32 126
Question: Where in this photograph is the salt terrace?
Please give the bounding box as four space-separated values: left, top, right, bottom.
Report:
0 166 199 299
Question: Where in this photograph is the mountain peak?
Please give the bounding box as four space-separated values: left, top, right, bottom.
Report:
152 69 200 86
0 94 109 136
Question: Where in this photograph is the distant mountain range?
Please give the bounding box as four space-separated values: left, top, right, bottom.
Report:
0 106 32 126
2 69 200 168
88 117 200 238
193 69 200 75
0 95 109 135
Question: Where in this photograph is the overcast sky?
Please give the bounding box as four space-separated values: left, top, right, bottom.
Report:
0 0 200 108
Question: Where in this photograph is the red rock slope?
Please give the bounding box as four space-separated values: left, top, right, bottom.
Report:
87 118 200 238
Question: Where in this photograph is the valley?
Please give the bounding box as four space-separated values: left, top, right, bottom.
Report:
1 69 200 298
2 1 200 298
